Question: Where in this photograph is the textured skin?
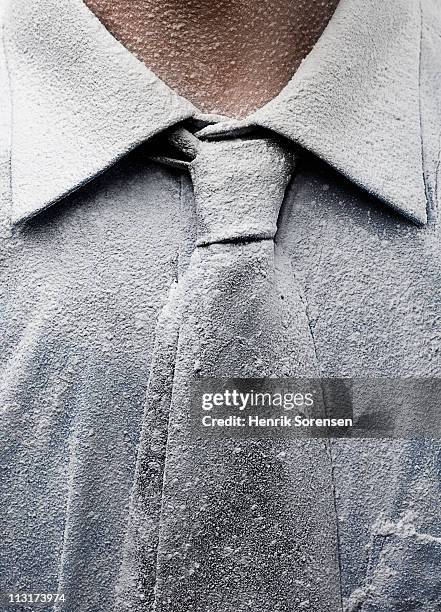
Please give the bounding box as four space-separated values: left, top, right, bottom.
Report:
83 0 340 118
0 0 440 611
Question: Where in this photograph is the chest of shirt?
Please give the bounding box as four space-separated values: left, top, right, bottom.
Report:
0 147 439 382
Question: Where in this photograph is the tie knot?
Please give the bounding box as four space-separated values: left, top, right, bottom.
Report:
189 138 295 246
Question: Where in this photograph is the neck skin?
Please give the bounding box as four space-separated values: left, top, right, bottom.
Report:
84 0 340 118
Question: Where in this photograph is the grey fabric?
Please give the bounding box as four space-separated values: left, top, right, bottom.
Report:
115 136 341 611
0 0 440 611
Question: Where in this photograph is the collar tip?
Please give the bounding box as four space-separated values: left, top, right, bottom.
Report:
10 201 44 227
9 211 27 227
406 206 428 227
386 193 428 227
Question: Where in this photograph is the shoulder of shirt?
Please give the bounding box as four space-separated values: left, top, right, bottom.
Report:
421 0 441 219
0 0 11 227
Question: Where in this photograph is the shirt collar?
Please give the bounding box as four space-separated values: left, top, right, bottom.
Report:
3 0 428 225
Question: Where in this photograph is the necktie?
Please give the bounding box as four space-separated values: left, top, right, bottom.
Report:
115 132 342 611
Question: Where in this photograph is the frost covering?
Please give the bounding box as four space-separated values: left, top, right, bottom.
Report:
0 0 441 610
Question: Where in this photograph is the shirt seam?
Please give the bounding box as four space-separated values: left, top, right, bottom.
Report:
418 0 438 224
2 21 13 224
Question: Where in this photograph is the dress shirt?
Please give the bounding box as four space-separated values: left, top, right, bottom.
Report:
0 0 440 611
